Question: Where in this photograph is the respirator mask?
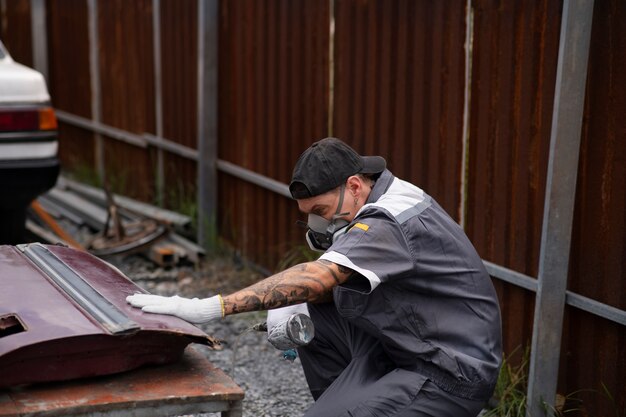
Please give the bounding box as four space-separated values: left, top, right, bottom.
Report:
304 184 350 252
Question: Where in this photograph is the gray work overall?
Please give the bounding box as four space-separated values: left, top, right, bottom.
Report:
299 170 502 417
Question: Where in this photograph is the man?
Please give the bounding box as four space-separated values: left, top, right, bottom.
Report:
127 137 502 417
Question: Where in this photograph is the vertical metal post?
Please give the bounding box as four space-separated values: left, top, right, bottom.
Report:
87 0 105 181
197 0 218 248
526 1 594 416
460 0 473 228
153 0 164 206
327 0 335 136
30 0 48 82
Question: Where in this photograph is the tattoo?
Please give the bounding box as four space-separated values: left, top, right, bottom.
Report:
317 259 355 281
337 264 354 275
314 260 341 284
222 260 355 315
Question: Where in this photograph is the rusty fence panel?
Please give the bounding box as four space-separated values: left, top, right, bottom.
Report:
468 0 626 414
46 0 96 173
42 0 199 209
332 0 467 220
0 0 624 413
561 0 626 413
217 0 330 269
526 0 594 414
467 0 562 358
97 0 156 202
160 0 199 210
0 0 32 67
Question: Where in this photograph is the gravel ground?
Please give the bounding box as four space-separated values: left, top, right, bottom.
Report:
109 253 315 417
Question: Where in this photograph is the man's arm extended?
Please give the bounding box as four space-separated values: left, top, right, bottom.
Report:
223 259 353 315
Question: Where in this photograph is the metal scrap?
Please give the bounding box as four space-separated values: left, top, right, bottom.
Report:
27 176 205 267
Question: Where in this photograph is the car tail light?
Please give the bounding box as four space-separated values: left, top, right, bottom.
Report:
0 107 57 132
38 107 58 130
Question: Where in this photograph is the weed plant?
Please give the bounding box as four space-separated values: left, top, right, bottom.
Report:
484 347 530 417
483 347 623 417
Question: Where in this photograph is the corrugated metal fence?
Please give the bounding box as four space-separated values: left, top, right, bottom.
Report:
1 0 624 415
468 0 561 371
218 0 330 264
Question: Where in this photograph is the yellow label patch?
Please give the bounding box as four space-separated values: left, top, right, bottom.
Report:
350 222 369 232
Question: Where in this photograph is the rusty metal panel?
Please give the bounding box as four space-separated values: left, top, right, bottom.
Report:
218 0 330 268
0 347 243 417
560 0 626 413
332 0 467 219
98 0 156 202
159 0 199 208
466 0 562 354
160 0 197 150
46 0 96 172
0 0 32 67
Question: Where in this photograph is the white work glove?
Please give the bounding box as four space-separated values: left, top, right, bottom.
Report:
126 294 224 324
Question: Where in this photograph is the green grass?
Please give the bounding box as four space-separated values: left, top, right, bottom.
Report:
484 347 530 417
483 347 623 417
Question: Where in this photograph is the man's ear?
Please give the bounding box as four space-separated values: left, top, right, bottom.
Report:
346 175 362 197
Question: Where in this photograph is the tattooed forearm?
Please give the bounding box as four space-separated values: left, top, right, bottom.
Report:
222 260 354 315
315 260 342 284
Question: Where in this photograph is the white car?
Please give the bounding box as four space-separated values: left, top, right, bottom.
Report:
0 40 59 243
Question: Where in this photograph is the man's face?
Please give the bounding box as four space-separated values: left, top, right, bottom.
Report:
297 185 352 222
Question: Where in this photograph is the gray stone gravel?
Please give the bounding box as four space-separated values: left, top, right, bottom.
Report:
203 315 315 417
109 254 314 417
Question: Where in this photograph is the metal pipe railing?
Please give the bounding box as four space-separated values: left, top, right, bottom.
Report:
55 108 626 331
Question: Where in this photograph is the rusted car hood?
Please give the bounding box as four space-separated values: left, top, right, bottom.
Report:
0 243 219 388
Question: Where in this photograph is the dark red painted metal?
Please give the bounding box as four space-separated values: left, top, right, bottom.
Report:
0 244 217 388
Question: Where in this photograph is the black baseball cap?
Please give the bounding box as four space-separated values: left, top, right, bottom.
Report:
289 137 386 199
